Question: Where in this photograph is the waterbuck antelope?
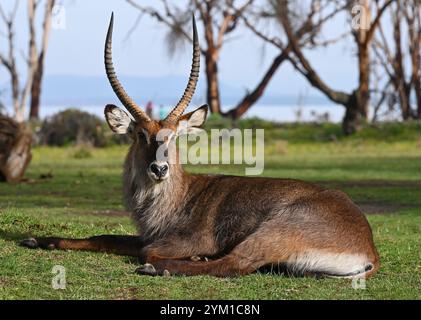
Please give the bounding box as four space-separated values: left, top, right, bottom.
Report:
21 14 379 279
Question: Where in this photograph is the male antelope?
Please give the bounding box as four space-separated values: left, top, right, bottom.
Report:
21 14 379 279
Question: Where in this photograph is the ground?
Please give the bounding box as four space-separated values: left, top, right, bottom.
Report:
0 124 420 299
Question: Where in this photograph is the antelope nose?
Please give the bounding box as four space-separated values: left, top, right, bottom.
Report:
150 162 169 178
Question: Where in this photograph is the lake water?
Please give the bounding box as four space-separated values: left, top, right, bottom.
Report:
34 104 345 123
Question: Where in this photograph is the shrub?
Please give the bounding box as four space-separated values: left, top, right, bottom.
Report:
38 109 104 146
72 146 93 159
204 113 234 129
352 121 421 142
38 108 133 147
205 114 277 131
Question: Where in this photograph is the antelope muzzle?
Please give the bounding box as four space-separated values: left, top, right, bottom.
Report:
148 161 170 181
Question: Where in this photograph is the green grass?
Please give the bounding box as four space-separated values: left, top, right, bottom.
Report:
0 131 421 299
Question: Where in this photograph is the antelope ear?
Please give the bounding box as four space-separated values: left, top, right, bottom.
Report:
177 105 208 136
104 104 134 134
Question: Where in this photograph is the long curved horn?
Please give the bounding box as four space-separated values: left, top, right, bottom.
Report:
104 13 150 122
165 15 200 124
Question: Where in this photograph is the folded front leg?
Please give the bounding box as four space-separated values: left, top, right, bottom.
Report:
136 255 255 277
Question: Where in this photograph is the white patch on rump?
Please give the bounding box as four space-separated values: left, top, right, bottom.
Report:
287 250 372 277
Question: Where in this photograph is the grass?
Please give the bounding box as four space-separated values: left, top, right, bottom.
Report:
0 124 421 300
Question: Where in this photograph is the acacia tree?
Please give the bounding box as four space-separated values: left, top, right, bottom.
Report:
237 0 350 118
373 0 421 120
272 0 393 134
126 0 345 119
0 0 55 122
126 0 255 116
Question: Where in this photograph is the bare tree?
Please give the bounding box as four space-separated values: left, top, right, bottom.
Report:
0 1 34 123
235 0 349 119
373 0 421 120
0 0 55 122
0 2 34 181
29 0 56 120
125 0 346 120
126 0 253 116
272 0 393 134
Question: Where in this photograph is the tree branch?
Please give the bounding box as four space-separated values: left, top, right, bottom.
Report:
366 0 394 44
126 0 206 54
224 49 290 118
277 0 350 106
240 14 283 48
0 52 12 71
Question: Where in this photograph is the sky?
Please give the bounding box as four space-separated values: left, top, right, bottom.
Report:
0 0 367 104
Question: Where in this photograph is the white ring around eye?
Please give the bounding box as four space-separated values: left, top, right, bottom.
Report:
141 128 150 144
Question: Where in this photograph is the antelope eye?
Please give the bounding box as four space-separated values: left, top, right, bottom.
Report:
138 129 150 144
138 131 147 142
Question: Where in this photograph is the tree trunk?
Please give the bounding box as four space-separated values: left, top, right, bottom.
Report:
204 52 222 114
11 69 24 122
343 92 365 135
343 41 371 134
416 78 421 120
412 35 421 119
356 42 371 120
29 55 44 119
29 0 55 120
0 115 32 183
399 84 412 120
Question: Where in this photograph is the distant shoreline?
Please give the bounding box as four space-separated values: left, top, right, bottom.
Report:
2 104 345 123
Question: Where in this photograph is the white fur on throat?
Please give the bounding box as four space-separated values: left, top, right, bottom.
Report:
126 156 185 240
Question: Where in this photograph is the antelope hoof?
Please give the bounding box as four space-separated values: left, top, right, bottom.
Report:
136 263 157 276
190 255 201 262
20 238 39 249
19 237 56 250
190 255 209 262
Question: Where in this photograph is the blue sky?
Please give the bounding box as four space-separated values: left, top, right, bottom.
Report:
1 0 362 101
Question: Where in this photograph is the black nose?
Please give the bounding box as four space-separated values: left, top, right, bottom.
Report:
150 163 169 178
